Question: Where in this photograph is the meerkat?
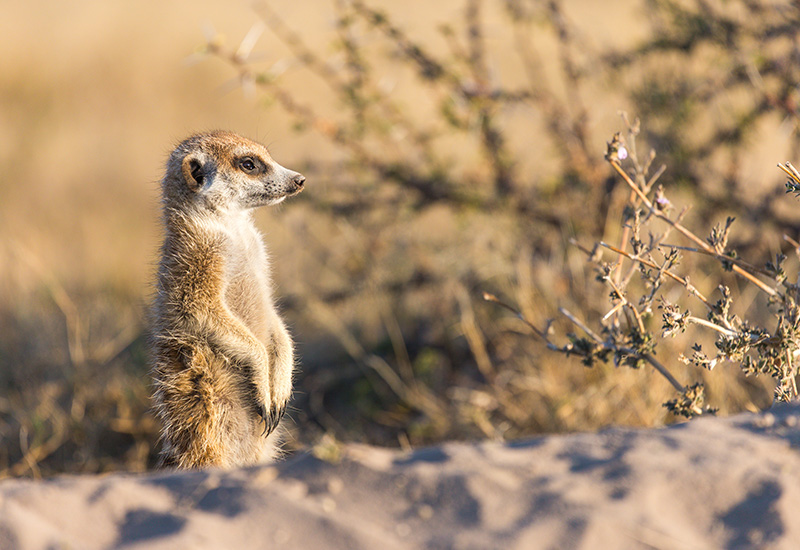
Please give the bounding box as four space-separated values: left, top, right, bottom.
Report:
150 130 305 469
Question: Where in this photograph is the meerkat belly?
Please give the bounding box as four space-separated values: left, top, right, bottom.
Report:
226 268 273 341
224 223 275 344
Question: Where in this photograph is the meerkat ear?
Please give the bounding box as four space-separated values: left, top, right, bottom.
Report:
181 154 206 192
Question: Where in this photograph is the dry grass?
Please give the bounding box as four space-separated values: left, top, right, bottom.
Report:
1 0 799 478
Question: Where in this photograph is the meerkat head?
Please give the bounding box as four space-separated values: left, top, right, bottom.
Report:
163 131 305 212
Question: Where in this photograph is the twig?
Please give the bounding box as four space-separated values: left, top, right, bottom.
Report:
658 243 772 277
609 160 777 297
646 163 667 191
686 316 738 337
603 277 646 334
485 298 693 405
784 233 800 252
778 162 800 185
558 307 604 343
598 241 710 305
482 292 555 347
642 354 686 394
559 308 686 394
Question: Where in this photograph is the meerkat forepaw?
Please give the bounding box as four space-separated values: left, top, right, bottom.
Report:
253 400 286 437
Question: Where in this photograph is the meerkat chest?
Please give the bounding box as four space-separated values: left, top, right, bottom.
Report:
223 216 274 335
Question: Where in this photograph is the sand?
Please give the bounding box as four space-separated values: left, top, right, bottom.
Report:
2 404 800 549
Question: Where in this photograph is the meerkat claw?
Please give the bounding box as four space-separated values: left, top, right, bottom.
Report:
258 405 284 438
255 403 270 435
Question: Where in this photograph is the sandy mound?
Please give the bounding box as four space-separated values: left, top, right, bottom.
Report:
2 405 800 549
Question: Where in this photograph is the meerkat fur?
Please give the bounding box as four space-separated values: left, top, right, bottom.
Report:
150 131 305 468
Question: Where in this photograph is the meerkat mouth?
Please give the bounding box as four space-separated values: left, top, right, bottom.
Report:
251 184 304 207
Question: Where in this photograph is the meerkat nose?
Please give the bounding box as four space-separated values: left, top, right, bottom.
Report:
293 174 306 187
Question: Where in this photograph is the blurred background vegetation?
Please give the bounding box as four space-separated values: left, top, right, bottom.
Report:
2 0 800 478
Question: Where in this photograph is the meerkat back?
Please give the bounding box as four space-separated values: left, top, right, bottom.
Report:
150 131 304 469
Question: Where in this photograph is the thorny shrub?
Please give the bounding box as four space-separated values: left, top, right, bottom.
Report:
489 116 800 418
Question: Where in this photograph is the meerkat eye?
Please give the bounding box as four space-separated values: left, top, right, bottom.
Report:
239 157 257 173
